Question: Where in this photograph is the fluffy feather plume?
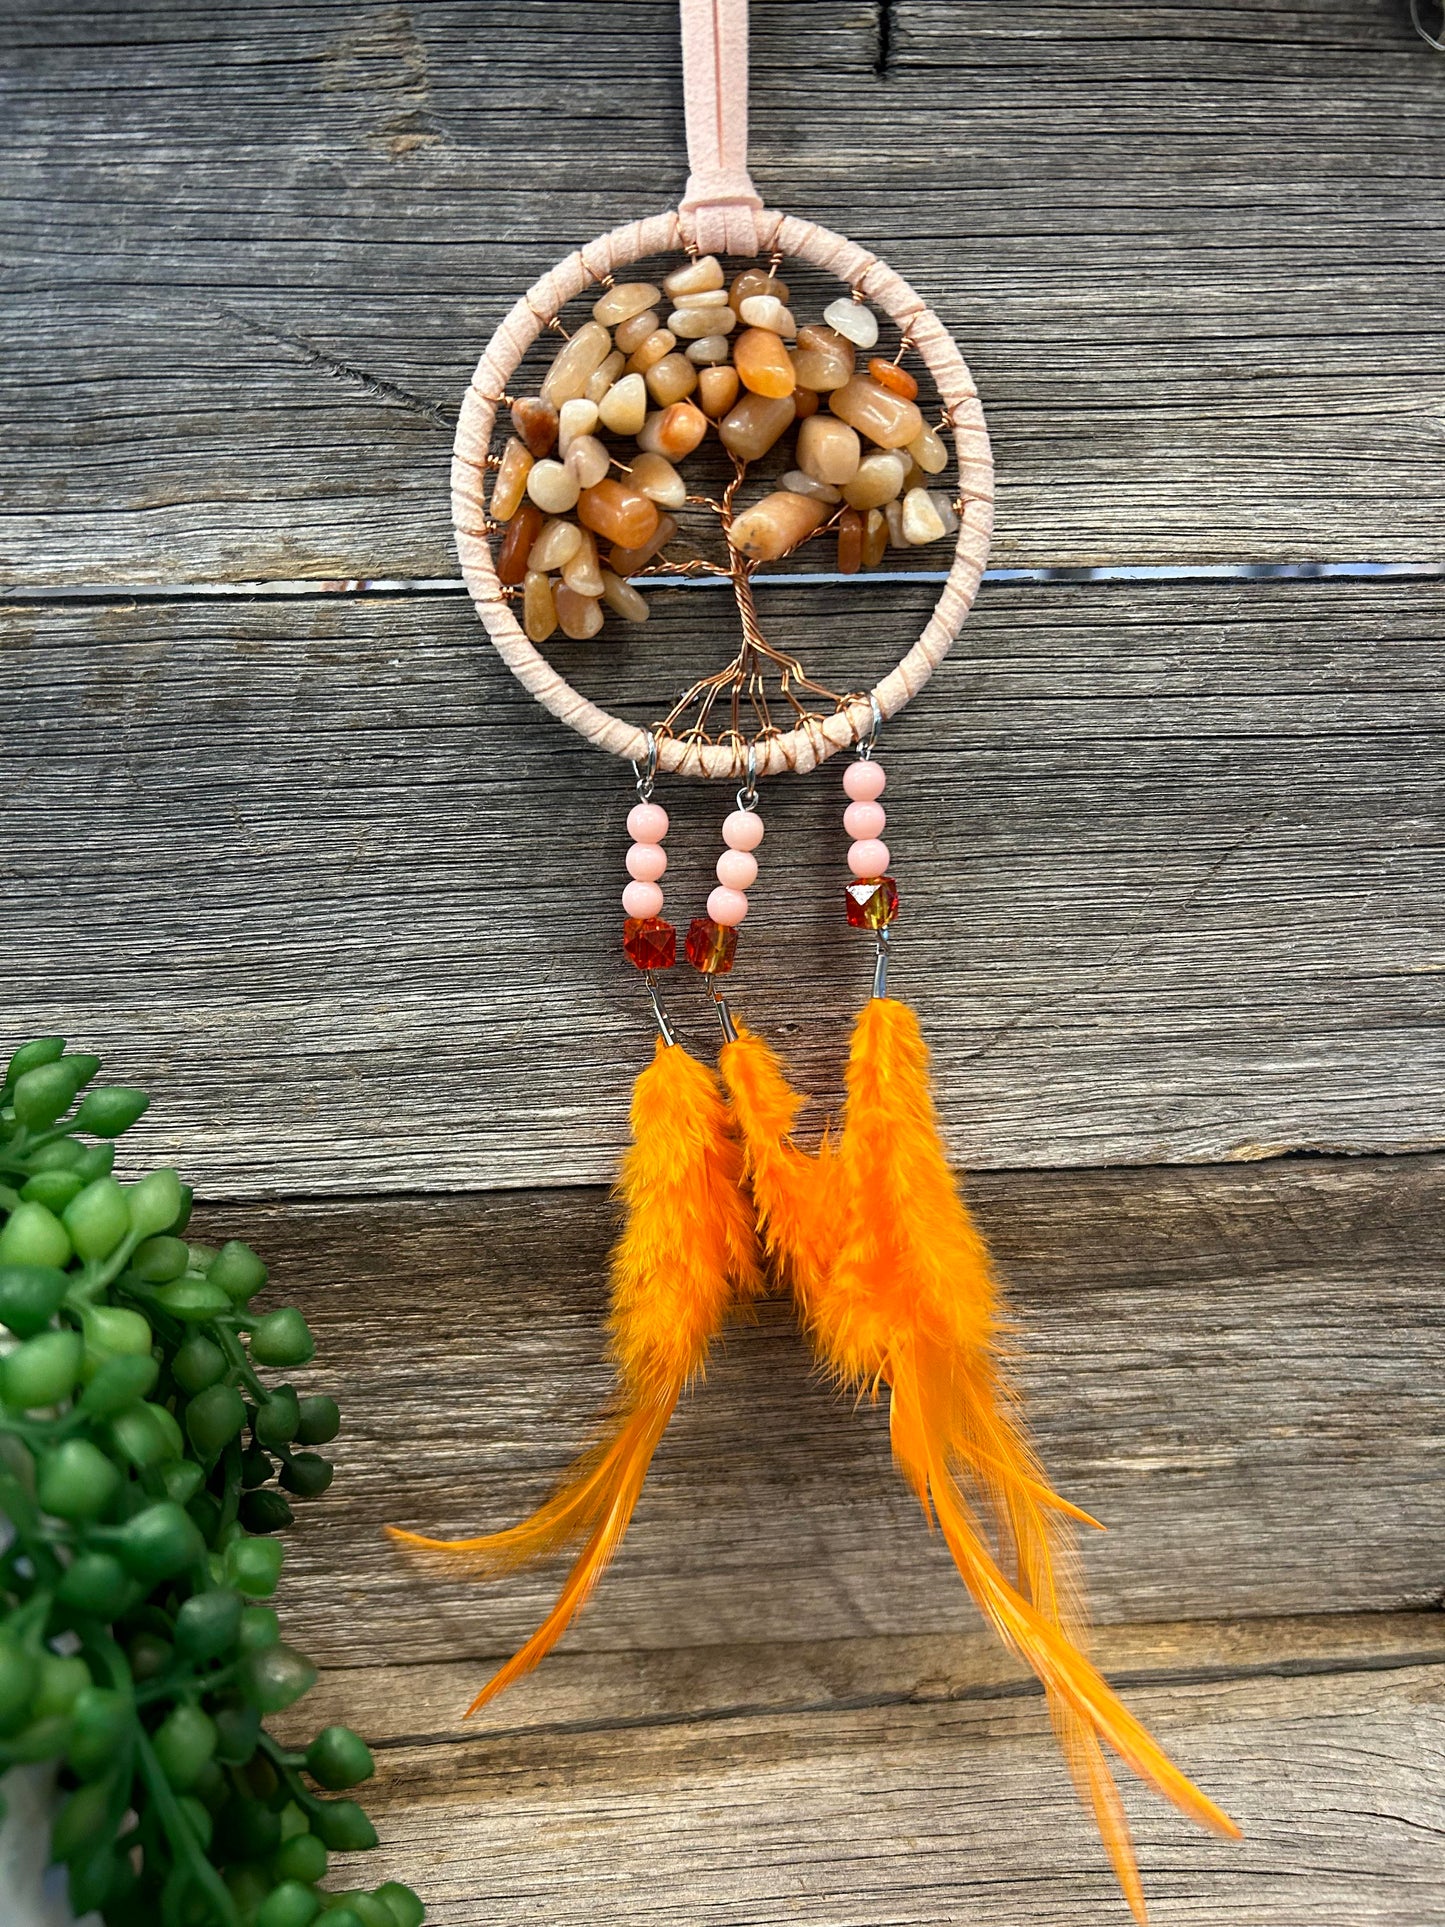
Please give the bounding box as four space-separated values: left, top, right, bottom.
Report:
388 1039 761 1714
718 1022 835 1319
726 998 1238 1919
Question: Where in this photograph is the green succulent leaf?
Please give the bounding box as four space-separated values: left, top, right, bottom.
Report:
0 1034 418 1923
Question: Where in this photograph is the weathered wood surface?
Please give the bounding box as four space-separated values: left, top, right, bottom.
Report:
194 1152 1445 1668
281 1610 1445 1752
278 1617 1445 1927
6 3 1443 1919
4 0 1445 583
6 577 1444 1193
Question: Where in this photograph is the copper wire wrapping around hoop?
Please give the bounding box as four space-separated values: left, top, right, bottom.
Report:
451 205 995 781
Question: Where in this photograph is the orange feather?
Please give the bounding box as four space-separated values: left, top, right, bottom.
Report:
725 997 1238 1919
387 1038 762 1710
718 1022 835 1319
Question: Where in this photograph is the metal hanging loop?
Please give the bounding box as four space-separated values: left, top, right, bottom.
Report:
857 692 883 760
632 731 659 800
736 742 759 813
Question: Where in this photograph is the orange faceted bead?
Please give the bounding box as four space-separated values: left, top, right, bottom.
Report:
578 479 660 549
867 357 919 401
844 876 899 929
685 916 738 974
734 327 797 399
623 916 676 970
837 508 864 575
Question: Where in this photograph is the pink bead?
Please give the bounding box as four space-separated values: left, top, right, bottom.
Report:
843 760 886 802
722 808 765 852
707 885 750 926
627 801 669 844
848 839 890 879
622 879 665 920
843 800 886 841
626 842 667 882
716 848 758 891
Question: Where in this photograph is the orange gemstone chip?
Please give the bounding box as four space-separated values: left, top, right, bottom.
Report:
496 503 544 586
578 479 660 550
868 357 919 401
837 508 864 575
734 327 797 399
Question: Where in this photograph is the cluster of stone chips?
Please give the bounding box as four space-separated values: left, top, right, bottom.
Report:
488 252 961 641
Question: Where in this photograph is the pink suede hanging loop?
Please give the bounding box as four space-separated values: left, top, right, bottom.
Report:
678 0 765 255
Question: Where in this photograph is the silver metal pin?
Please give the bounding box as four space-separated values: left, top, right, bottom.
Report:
644 970 677 1046
708 976 739 1042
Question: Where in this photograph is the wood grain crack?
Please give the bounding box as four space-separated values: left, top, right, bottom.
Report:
216 305 455 430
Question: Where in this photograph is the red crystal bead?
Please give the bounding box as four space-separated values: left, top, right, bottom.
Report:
622 916 676 970
844 875 899 930
685 916 738 974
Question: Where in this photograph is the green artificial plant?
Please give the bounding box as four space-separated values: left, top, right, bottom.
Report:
0 1036 423 1927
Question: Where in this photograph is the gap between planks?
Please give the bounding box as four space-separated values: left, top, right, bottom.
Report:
273 1612 1445 1757
4 560 1444 605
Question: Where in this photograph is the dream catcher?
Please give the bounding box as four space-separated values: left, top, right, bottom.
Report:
391 2 1239 1915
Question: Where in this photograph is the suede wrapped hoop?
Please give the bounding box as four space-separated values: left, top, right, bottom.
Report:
451 206 995 780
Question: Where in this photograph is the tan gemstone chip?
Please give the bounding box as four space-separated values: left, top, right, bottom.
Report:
490 437 534 521
644 353 698 407
792 325 855 392
718 391 796 462
597 373 648 436
522 569 557 643
565 433 611 490
662 253 725 298
614 309 661 354
628 452 687 509
828 376 924 449
601 569 649 622
797 415 862 486
727 489 829 562
555 582 604 639
525 458 581 515
563 526 605 594
698 366 740 418
526 516 583 574
540 321 612 406
584 350 626 403
591 280 660 326
841 450 908 511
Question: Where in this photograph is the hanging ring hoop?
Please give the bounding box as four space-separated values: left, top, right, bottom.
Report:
452 205 994 781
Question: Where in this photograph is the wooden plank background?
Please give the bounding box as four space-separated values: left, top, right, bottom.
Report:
3 2 1444 1921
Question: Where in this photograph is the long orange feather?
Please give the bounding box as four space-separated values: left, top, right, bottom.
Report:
718 1022 835 1318
725 998 1238 1920
388 1038 762 1713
